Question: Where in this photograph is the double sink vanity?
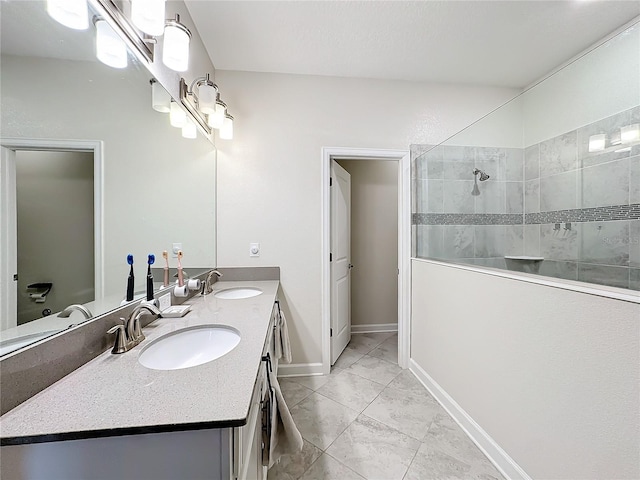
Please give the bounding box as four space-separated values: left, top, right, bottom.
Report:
0 268 281 480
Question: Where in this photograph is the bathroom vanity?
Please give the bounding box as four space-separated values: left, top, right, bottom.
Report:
0 279 281 480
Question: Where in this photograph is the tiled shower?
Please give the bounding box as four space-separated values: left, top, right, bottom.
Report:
412 106 640 291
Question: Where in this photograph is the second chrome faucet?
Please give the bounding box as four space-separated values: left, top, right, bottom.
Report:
107 303 161 354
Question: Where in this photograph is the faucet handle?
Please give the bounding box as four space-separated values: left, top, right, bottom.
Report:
107 323 127 354
132 316 145 344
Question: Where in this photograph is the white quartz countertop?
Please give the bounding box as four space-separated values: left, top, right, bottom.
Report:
0 280 279 444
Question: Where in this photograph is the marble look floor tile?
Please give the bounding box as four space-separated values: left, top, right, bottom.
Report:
290 392 359 450
267 439 322 480
299 453 365 480
386 369 428 396
363 386 444 440
368 338 398 364
316 371 385 412
346 355 402 385
333 347 366 369
326 415 420 480
279 379 314 408
285 368 342 391
403 443 473 480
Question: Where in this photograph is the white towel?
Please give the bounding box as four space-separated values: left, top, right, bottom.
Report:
274 308 292 364
267 374 303 468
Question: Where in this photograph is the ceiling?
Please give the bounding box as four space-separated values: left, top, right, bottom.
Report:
185 0 640 89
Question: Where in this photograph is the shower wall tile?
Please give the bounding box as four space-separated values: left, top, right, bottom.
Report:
630 268 640 291
540 170 577 212
443 225 474 259
505 148 524 182
525 144 540 181
630 220 640 267
577 263 629 289
539 130 578 177
416 179 444 213
525 179 540 214
506 182 523 214
540 223 579 261
524 224 541 256
580 220 629 266
539 260 578 281
443 145 475 163
416 225 445 259
411 225 417 257
474 257 507 269
474 225 504 258
474 181 506 214
476 148 506 181
630 156 639 204
505 225 524 256
580 158 629 209
443 180 475 214
427 158 444 180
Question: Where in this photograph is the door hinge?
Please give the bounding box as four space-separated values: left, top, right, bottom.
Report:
329 253 332 262
13 274 18 281
330 328 333 337
329 177 332 186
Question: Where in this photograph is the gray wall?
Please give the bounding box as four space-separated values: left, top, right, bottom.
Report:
16 151 94 325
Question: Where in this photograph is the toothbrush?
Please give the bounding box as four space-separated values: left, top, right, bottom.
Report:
162 250 169 287
146 254 155 301
126 254 134 301
177 250 184 287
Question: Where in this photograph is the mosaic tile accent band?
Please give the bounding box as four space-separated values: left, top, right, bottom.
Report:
412 213 522 225
525 203 640 224
413 204 640 225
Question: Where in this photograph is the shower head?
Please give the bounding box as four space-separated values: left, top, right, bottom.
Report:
473 168 490 181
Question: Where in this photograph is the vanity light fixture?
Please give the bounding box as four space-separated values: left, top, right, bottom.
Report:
621 123 640 144
163 14 191 72
182 118 197 139
95 18 128 69
208 100 227 129
131 0 166 36
47 0 89 30
194 74 218 116
170 100 187 128
588 133 606 152
150 79 171 113
219 114 234 140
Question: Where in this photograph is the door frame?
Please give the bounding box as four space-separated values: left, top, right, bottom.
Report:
321 147 411 373
0 138 104 331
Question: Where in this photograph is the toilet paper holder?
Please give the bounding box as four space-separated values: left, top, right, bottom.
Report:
27 282 53 303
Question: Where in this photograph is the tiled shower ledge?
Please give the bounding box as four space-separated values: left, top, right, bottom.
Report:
413 257 640 305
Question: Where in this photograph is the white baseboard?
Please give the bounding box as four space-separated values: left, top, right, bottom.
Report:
409 359 531 480
351 323 398 334
277 362 324 377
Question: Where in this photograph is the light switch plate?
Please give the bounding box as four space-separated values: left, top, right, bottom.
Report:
249 243 260 257
172 242 182 258
158 293 171 311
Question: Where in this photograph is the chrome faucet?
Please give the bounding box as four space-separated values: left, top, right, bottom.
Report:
58 304 93 319
107 303 161 354
201 269 223 295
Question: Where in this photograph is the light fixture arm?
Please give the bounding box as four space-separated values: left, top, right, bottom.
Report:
180 78 212 137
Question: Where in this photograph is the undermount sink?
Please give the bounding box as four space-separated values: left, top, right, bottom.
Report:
138 325 241 371
214 287 263 300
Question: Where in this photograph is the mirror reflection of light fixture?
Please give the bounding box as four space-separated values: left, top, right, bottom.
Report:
182 118 197 139
219 114 234 140
621 123 640 144
163 14 191 72
208 100 226 129
170 100 187 128
150 79 171 113
95 18 128 69
47 0 89 30
588 133 606 153
131 0 166 36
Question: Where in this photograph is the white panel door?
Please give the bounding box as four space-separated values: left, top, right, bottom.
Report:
0 146 17 331
330 161 351 365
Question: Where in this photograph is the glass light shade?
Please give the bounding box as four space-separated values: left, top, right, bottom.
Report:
182 119 197 139
96 20 128 69
621 124 640 144
207 102 226 129
163 21 190 72
47 0 88 30
588 134 606 153
151 80 171 113
131 0 166 36
219 115 234 140
170 100 187 128
198 84 217 115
